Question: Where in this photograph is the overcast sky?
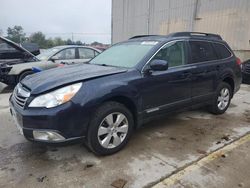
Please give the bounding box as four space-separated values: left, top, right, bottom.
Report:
0 0 112 44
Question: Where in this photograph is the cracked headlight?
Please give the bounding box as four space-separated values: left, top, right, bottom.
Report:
29 83 82 108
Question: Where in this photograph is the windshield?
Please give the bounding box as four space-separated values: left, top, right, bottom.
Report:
90 41 157 68
36 47 62 61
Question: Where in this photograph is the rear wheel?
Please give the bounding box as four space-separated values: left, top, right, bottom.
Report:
209 82 232 115
87 102 134 155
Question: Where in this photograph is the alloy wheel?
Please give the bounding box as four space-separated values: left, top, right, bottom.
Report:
217 87 230 110
97 112 129 149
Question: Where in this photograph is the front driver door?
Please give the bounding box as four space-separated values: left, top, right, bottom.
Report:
47 48 77 68
140 40 193 116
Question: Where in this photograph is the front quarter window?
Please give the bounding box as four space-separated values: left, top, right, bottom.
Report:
90 41 157 68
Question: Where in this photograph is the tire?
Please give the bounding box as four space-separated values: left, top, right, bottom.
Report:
18 70 34 83
87 102 134 155
209 82 232 115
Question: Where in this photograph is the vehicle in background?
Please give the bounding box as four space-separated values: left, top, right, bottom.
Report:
0 36 38 65
21 42 40 56
9 32 242 155
242 59 250 84
91 45 110 52
1 45 101 85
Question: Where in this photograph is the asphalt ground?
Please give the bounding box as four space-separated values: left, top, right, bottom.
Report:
0 82 250 188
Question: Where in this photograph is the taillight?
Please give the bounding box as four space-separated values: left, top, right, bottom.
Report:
236 57 241 66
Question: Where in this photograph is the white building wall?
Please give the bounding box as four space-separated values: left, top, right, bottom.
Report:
112 0 250 61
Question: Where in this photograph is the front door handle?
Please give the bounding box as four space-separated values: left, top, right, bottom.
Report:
181 72 192 78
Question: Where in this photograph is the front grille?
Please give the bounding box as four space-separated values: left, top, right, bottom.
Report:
13 84 30 108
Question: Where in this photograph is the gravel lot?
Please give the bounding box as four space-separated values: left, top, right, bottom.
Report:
0 83 250 188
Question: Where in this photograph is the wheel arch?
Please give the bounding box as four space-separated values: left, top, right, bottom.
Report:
222 76 235 97
102 95 138 129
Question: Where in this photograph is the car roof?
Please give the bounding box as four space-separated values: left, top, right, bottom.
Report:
128 32 224 43
53 45 101 52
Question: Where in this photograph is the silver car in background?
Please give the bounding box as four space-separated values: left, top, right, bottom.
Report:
0 44 101 85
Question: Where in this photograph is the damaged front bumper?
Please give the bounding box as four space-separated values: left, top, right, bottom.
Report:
0 65 16 85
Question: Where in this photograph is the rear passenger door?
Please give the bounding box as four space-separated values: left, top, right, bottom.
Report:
188 40 219 103
76 47 96 64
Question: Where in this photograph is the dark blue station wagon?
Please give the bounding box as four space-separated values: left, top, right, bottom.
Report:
10 32 242 155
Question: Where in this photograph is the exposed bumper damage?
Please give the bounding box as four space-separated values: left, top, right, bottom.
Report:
0 64 16 85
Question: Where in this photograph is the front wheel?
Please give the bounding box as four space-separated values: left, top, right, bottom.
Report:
209 82 232 115
18 70 34 83
87 102 134 155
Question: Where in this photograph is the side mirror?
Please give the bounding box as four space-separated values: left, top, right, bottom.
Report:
149 59 168 71
50 56 59 62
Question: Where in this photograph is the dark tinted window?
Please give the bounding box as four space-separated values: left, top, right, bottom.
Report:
189 41 218 63
213 43 231 59
152 41 186 67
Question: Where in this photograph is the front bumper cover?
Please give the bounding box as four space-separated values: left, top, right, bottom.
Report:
9 95 90 144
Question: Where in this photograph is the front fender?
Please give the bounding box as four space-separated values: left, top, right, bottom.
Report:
9 61 47 75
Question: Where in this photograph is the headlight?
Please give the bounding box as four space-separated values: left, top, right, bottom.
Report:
29 83 82 108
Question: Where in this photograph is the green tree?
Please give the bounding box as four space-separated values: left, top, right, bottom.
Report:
7 25 26 43
53 37 65 46
75 40 82 45
29 32 47 48
46 38 54 48
91 41 103 46
66 39 74 45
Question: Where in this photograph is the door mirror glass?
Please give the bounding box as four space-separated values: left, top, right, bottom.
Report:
150 59 168 71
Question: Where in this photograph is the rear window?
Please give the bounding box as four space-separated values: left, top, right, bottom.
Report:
213 43 232 59
189 41 218 63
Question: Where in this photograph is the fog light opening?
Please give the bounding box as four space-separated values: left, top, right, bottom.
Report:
33 131 65 141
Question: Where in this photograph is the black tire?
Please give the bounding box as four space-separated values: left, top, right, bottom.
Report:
87 102 134 155
18 70 34 83
209 82 232 115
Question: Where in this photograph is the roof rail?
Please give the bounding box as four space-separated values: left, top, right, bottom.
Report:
129 35 158 39
170 32 222 40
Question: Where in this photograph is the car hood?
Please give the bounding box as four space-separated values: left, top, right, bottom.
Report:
21 64 127 94
0 36 37 60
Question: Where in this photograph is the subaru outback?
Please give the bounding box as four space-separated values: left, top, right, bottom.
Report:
9 32 242 155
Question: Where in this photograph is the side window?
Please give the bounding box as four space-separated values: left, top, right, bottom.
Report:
152 41 186 67
78 48 95 59
213 43 232 59
189 41 217 63
53 48 75 60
